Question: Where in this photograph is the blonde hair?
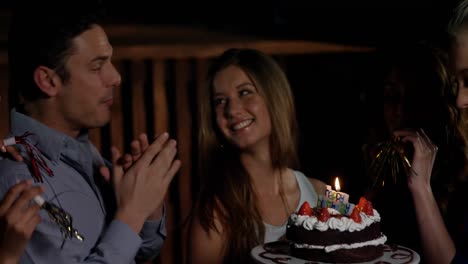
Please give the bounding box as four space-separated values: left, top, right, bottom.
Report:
447 0 468 38
195 48 299 263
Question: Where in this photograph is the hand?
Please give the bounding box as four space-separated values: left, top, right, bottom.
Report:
111 132 181 233
393 128 437 192
99 133 147 182
100 133 165 220
0 180 44 263
1 137 23 162
126 134 165 220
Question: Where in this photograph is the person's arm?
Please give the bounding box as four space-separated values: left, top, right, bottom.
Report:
81 132 180 263
0 132 180 264
136 204 167 261
188 211 225 264
100 133 170 261
0 180 43 264
394 129 456 264
0 165 146 264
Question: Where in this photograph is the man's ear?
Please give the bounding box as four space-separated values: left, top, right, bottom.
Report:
33 66 61 97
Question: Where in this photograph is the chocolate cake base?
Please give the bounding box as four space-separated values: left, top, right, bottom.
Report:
290 245 384 263
286 222 385 263
287 222 382 245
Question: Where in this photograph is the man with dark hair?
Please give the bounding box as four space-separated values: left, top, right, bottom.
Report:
0 1 181 263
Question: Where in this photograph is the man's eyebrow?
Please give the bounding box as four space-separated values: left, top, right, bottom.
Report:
90 55 109 63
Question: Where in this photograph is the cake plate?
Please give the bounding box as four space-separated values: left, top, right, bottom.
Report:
251 241 420 264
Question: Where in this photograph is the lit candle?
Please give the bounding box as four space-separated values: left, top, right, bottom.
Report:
334 177 349 204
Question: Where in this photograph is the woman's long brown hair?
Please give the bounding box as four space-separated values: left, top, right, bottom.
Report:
194 48 299 263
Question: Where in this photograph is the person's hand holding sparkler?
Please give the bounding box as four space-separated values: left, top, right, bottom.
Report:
1 136 84 242
1 136 23 162
0 179 43 263
392 129 437 193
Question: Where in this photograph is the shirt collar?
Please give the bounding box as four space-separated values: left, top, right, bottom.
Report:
10 108 89 162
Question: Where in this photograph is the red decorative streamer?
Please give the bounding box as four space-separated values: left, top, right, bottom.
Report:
13 132 54 182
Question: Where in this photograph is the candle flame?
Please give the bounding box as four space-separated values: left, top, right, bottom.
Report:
335 177 341 192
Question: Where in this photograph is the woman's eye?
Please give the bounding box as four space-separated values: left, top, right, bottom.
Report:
214 98 226 106
239 89 252 96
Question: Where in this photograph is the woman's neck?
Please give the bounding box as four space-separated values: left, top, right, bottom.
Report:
240 151 284 196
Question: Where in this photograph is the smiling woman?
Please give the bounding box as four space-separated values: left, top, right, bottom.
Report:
187 48 327 264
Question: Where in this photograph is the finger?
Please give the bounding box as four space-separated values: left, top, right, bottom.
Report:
417 129 438 164
100 166 111 183
11 185 45 209
134 132 169 166
17 203 41 226
393 129 417 138
393 130 419 146
139 133 149 151
111 146 124 186
162 159 181 188
414 130 430 151
418 129 437 152
123 154 133 171
24 213 42 237
130 140 142 161
22 207 42 238
28 213 42 228
8 186 44 220
6 146 23 162
0 180 33 215
149 139 178 174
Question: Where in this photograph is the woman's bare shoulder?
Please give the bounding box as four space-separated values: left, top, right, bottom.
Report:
304 173 327 196
188 201 226 264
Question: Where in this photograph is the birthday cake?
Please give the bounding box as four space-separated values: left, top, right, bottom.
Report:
286 196 387 263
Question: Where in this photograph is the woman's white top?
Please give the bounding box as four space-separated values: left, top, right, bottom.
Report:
263 170 318 243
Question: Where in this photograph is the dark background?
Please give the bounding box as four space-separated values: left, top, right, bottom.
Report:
0 1 457 46
107 1 455 47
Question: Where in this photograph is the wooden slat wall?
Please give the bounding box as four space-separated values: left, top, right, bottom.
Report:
0 25 375 264
153 60 169 135
174 59 192 264
0 65 8 138
131 60 147 139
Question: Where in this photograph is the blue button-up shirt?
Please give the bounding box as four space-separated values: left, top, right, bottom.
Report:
0 109 166 263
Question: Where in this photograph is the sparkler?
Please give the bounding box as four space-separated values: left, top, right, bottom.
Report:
366 136 413 199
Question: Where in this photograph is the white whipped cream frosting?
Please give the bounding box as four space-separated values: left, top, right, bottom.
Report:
293 234 387 252
290 207 381 232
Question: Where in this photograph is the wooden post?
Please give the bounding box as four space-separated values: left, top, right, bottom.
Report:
131 60 147 138
174 59 192 264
